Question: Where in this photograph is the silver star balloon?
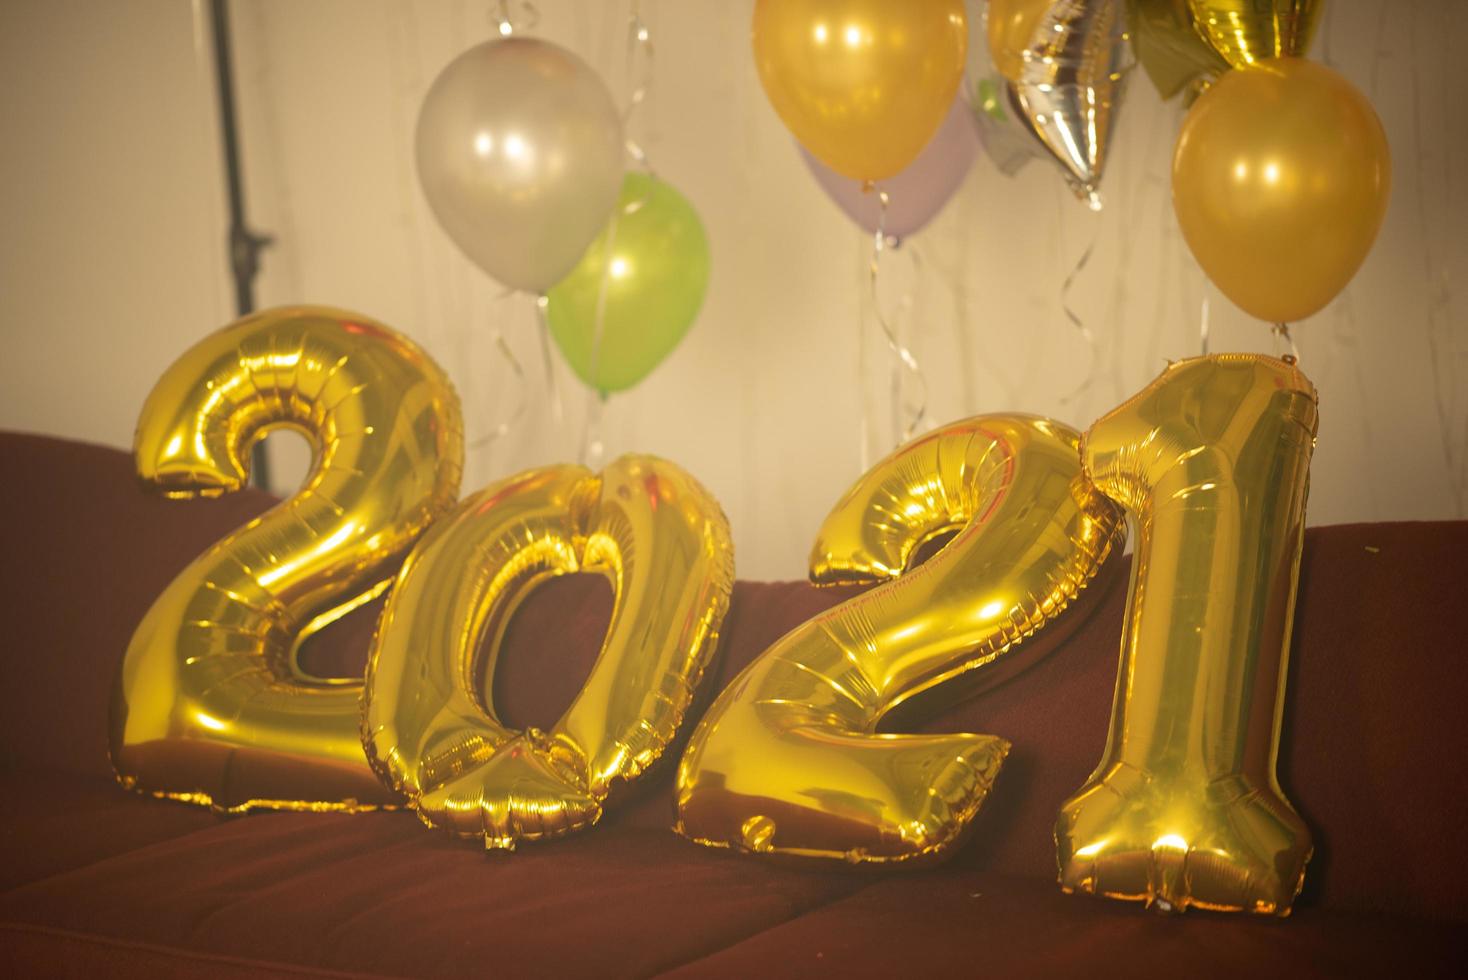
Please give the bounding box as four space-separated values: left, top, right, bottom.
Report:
1011 0 1130 206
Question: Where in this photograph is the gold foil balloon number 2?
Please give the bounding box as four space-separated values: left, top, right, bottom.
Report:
678 415 1125 865
112 307 464 812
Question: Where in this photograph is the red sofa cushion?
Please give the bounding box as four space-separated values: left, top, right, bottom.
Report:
2 432 1465 977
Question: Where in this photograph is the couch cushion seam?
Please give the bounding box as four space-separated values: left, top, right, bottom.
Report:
644 877 885 979
0 921 402 978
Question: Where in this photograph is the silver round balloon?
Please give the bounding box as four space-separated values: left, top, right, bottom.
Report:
1010 0 1129 204
416 38 625 294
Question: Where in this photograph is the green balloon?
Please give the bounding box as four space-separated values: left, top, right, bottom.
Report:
547 172 710 395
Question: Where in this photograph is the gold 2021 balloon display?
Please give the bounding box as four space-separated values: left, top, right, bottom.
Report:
363 457 734 848
112 307 464 812
1057 354 1317 916
117 312 1321 917
676 416 1123 865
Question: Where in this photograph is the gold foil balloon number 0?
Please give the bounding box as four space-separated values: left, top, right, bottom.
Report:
111 307 464 812
363 457 734 848
677 416 1124 865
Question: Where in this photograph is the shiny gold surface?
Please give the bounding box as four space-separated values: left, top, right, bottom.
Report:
1188 0 1320 69
987 0 1050 82
752 0 968 181
112 306 463 812
1172 57 1391 324
1057 354 1317 916
1128 0 1231 100
676 416 1123 865
363 456 734 849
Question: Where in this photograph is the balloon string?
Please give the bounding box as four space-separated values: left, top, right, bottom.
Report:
466 331 529 450
623 1 656 179
1199 293 1211 356
580 203 624 465
577 0 656 466
1271 322 1299 362
857 296 870 473
869 188 927 444
467 291 530 451
579 393 607 466
574 1 654 461
491 0 539 37
1058 225 1099 405
533 293 563 423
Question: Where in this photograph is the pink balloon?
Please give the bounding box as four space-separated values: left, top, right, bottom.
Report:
800 97 978 241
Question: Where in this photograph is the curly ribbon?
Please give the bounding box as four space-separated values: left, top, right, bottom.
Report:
455 0 545 457
868 188 929 449
621 2 655 177
579 1 656 466
532 292 564 424
486 10 561 429
467 289 530 452
1058 222 1100 406
578 205 621 465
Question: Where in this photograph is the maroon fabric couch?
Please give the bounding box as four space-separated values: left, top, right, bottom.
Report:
2 431 1465 978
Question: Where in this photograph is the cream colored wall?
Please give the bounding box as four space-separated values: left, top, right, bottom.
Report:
0 0 231 449
2 1 1464 580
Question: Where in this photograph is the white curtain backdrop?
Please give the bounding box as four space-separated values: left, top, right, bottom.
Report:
2 1 1463 580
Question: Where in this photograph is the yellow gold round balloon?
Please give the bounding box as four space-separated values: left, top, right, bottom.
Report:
111 306 464 812
751 0 968 182
676 415 1123 865
1172 57 1391 324
1057 353 1317 916
363 456 734 848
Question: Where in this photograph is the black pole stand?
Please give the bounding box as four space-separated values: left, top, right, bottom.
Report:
208 0 275 489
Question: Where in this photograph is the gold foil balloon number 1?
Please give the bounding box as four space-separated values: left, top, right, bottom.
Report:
1057 353 1317 915
112 307 464 812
